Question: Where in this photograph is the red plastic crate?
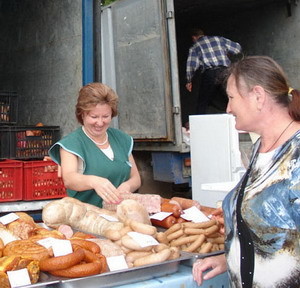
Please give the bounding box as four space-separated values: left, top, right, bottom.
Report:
0 159 23 202
23 160 67 200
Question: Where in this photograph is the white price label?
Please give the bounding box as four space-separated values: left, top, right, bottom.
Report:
149 212 172 221
7 269 31 287
52 239 73 257
181 206 210 223
127 231 159 248
0 213 19 225
106 255 128 271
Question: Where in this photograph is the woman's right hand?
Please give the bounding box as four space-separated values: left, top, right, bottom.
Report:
192 254 227 286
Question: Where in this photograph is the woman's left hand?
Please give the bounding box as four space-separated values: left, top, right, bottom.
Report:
192 254 227 286
116 182 131 194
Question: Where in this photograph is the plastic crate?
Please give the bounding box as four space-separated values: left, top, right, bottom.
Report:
0 159 23 202
0 91 18 125
0 125 60 160
23 160 67 200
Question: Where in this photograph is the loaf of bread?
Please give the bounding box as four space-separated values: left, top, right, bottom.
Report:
42 197 124 236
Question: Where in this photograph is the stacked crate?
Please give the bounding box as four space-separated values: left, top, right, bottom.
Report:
0 91 67 202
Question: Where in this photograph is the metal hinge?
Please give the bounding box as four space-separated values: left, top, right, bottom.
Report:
166 11 174 19
173 106 180 114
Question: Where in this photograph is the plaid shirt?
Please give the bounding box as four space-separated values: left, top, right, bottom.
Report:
186 35 242 83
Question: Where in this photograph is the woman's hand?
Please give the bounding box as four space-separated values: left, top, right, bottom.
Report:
92 177 122 204
192 254 227 286
116 182 131 194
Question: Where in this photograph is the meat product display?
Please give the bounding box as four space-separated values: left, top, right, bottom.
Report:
42 197 124 236
103 193 162 214
116 199 151 225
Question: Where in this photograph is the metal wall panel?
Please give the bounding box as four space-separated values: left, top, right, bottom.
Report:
104 0 173 140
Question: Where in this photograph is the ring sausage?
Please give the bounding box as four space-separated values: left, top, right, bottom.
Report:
70 239 101 254
50 261 102 278
39 248 85 272
49 249 105 278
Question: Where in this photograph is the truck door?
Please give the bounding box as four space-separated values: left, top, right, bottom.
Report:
101 0 184 151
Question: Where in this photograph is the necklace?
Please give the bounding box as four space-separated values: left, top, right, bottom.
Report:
82 127 108 146
265 120 294 152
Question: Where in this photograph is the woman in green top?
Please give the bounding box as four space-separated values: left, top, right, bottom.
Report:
49 82 141 207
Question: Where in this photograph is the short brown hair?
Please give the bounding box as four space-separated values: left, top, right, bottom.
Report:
190 28 204 37
75 82 119 125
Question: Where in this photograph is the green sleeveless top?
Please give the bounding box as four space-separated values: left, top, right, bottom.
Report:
49 127 133 207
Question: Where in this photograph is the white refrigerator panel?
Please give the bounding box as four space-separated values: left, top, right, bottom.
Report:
189 114 244 207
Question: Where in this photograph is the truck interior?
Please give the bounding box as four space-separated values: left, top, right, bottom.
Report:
173 0 297 125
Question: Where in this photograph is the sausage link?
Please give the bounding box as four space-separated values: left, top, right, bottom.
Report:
70 239 101 254
39 248 85 272
150 215 177 229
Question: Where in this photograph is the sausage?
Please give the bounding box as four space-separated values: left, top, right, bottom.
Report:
58 224 74 239
182 234 205 253
161 201 182 218
49 249 104 278
125 251 153 264
176 217 188 224
182 219 217 229
168 246 180 260
164 223 182 236
184 227 205 235
170 235 198 247
39 248 85 272
199 242 213 254
70 239 101 254
129 220 157 236
166 229 184 242
121 235 153 251
50 261 102 278
204 225 220 236
153 243 169 252
0 238 4 258
156 232 169 245
206 236 225 244
103 230 122 241
133 248 171 267
150 215 177 229
171 197 201 210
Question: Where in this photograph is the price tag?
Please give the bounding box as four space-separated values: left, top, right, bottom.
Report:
149 212 172 221
106 255 128 271
7 269 31 287
181 206 210 223
0 213 19 225
52 239 73 257
37 237 57 249
100 214 119 222
127 231 159 248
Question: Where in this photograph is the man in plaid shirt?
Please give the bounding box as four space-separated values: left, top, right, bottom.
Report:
186 28 242 114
